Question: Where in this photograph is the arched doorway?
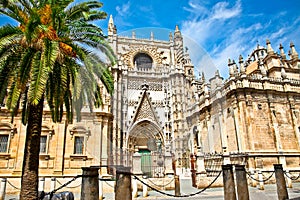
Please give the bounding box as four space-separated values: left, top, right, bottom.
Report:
127 120 164 177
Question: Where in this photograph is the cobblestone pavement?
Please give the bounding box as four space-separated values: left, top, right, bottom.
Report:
5 179 300 200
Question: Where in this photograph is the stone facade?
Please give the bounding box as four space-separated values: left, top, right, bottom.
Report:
0 15 300 190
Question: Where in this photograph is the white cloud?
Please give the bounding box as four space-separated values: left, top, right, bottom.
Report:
116 1 130 16
211 1 241 20
181 0 300 79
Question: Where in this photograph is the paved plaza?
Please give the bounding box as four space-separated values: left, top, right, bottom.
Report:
5 178 300 200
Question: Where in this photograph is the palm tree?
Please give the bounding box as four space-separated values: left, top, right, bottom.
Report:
0 0 116 199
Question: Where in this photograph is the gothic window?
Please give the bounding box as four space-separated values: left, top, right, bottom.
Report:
134 53 153 69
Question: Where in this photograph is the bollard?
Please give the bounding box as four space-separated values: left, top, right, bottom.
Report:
285 170 293 188
257 170 264 190
81 166 100 200
190 154 197 188
132 177 138 198
0 178 7 200
99 176 103 200
274 164 289 200
250 170 257 187
38 177 45 192
222 164 236 200
174 175 181 197
142 177 148 197
115 167 132 200
50 177 56 192
235 165 250 200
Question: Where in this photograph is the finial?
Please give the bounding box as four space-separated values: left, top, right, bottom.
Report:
290 41 299 59
201 72 206 82
228 58 232 66
132 31 136 39
108 15 115 35
239 55 245 74
175 25 180 32
109 15 114 24
150 31 154 40
215 70 220 77
266 39 274 54
239 55 243 64
169 32 173 41
279 43 286 59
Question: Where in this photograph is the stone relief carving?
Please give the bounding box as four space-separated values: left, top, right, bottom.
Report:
121 45 164 68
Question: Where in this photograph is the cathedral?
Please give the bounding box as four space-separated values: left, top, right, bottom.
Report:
1 15 300 192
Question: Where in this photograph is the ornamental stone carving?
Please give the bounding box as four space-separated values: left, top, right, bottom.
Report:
121 45 163 68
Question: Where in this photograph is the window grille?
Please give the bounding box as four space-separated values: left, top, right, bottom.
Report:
40 136 47 153
74 136 84 154
0 135 9 153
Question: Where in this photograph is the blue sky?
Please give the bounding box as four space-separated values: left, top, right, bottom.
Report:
98 0 300 78
1 0 299 78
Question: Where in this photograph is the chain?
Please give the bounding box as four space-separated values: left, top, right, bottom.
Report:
41 174 98 199
7 180 21 190
56 178 81 188
246 171 274 182
146 178 174 188
284 171 300 181
134 171 222 198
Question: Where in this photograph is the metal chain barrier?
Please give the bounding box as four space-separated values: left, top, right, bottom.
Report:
103 181 115 188
7 180 21 190
133 171 222 198
284 171 300 181
56 178 82 188
246 171 274 183
147 178 174 188
40 174 97 200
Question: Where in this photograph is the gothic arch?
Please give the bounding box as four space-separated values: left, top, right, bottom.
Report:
127 119 164 151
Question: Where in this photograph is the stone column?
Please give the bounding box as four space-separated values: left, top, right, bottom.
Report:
222 164 236 200
274 164 289 200
285 170 293 188
142 178 148 197
0 178 7 200
132 152 143 175
250 170 257 187
196 147 205 173
132 177 138 198
115 167 132 200
81 167 99 200
258 170 264 190
50 177 56 192
38 177 45 192
235 165 249 200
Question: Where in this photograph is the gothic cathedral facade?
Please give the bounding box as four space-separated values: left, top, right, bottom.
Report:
0 16 300 184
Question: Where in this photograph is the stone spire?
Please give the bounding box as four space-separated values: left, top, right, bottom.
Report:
169 32 173 42
290 42 299 60
228 58 234 78
150 31 154 40
239 55 246 75
266 39 274 54
108 15 114 36
174 25 184 64
279 44 286 59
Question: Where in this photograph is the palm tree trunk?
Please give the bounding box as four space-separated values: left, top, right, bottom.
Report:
20 96 44 200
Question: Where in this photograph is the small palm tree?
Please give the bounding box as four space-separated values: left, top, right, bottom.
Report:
0 0 116 199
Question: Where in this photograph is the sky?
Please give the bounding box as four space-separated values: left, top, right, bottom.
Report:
1 0 300 78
